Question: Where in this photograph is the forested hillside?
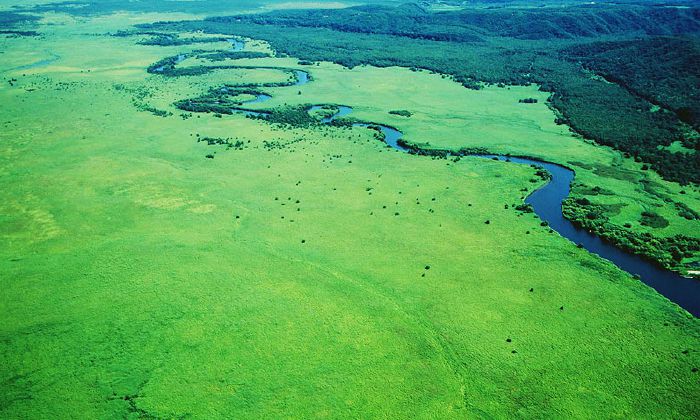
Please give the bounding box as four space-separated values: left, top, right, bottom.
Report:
565 37 700 130
237 3 700 40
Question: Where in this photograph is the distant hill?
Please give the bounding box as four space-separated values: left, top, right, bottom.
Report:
443 5 700 39
233 2 700 40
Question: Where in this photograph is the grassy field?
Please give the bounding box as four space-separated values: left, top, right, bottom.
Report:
1 12 699 419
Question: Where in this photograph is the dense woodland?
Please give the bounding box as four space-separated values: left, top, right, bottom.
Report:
230 3 700 41
564 37 700 131
139 3 700 184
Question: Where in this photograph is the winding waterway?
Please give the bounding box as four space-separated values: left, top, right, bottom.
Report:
214 60 700 315
310 105 700 316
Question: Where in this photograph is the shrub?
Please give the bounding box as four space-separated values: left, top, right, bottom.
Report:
640 211 669 228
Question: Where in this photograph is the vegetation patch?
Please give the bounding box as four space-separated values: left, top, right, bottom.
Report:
198 136 248 150
174 87 267 115
250 104 317 128
640 211 670 229
389 109 412 117
396 140 488 158
676 201 700 221
563 198 698 271
135 103 172 118
196 51 270 61
0 30 40 37
113 30 230 46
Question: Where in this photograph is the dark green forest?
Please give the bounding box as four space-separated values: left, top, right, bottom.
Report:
137 2 700 184
565 37 700 130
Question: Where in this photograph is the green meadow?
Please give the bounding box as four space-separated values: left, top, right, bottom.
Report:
1 10 699 419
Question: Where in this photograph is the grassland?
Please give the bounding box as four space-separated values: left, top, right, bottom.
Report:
1 11 699 419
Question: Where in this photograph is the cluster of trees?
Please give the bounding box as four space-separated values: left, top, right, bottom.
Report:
251 105 317 128
146 54 186 75
140 3 700 183
537 55 700 185
675 201 700 221
389 109 412 117
0 30 39 37
223 4 484 43
198 136 247 150
563 198 700 271
329 118 354 128
133 101 172 118
140 34 228 46
113 30 232 46
515 203 534 213
174 88 265 114
176 92 334 129
147 59 242 78
0 11 39 28
640 211 670 229
395 140 489 158
147 55 308 95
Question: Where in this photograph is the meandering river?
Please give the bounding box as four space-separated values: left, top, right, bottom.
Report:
225 61 700 316
309 104 700 316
